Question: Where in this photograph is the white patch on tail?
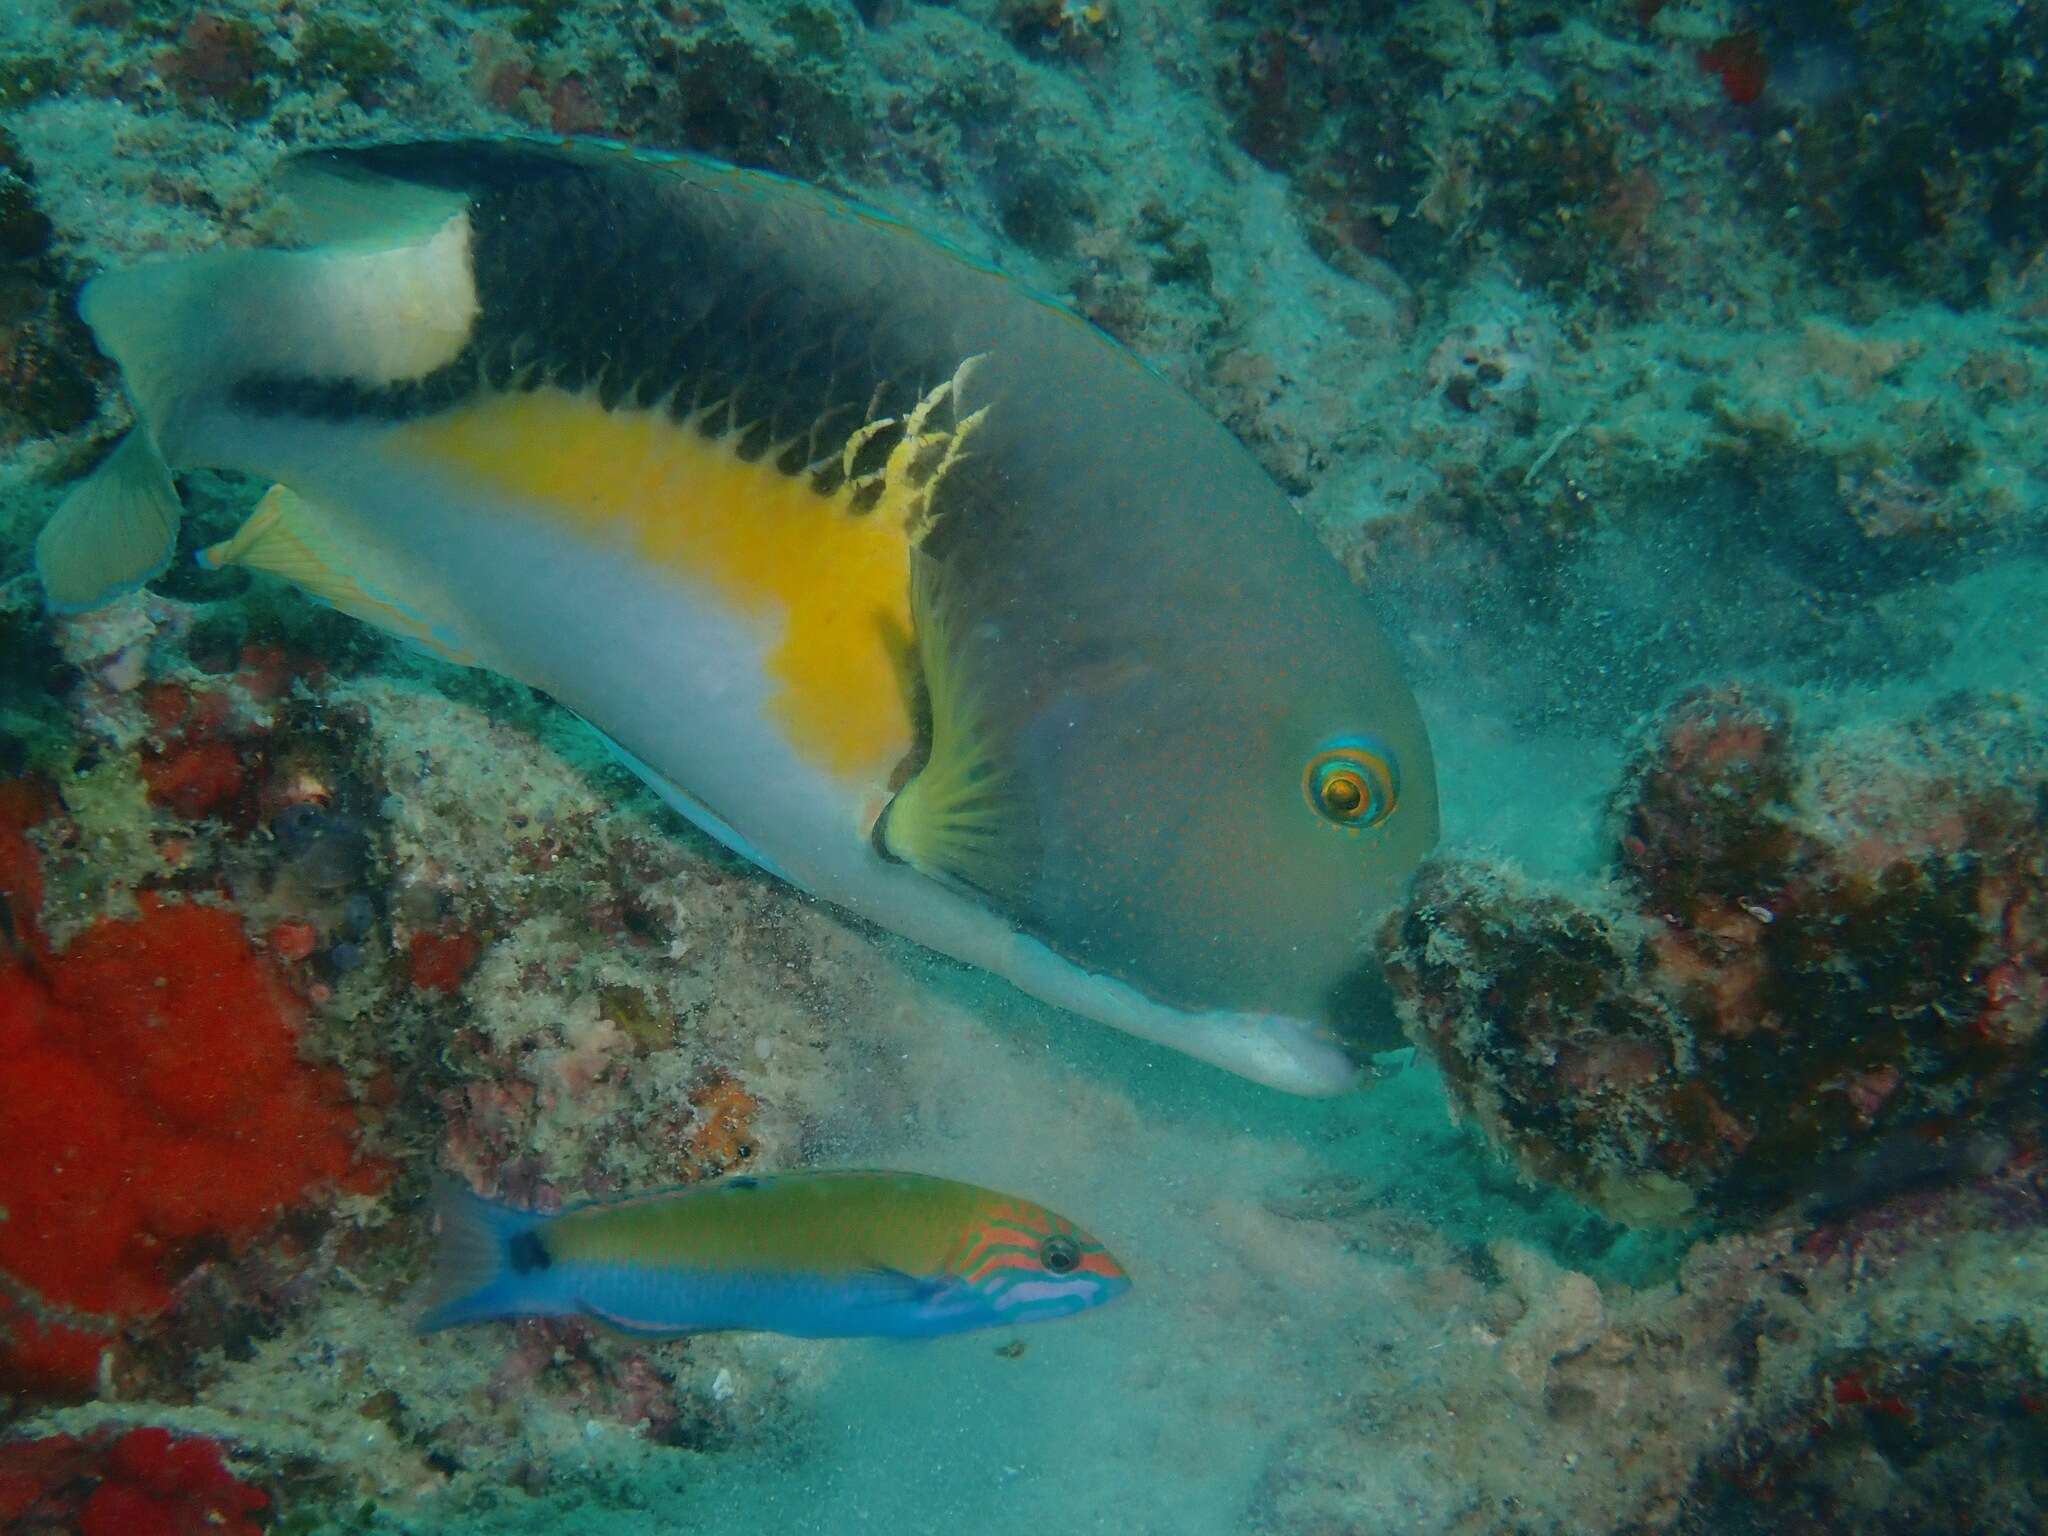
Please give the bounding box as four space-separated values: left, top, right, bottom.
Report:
79 205 478 459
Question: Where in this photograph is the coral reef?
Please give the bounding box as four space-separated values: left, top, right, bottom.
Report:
1745 4 2048 307
1257 1156 2048 1535
0 127 99 445
1384 685 2047 1227
1682 1321 2048 1535
0 0 2044 1531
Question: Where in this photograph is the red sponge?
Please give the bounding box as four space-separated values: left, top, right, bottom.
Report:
0 889 386 1391
0 1428 267 1536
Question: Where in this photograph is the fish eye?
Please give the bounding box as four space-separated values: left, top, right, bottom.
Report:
1304 739 1398 830
1040 1235 1081 1274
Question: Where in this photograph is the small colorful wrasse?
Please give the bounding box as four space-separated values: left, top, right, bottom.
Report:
419 1171 1131 1340
39 136 1438 1094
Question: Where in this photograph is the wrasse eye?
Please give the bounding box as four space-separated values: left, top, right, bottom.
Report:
1305 739 1398 830
1040 1235 1081 1274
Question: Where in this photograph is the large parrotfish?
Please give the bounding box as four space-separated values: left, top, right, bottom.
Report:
38 138 1437 1094
419 1171 1129 1340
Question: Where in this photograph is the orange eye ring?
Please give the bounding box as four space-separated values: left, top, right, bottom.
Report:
1305 740 1398 829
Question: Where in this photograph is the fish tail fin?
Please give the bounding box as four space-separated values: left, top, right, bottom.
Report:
48 161 479 618
34 428 183 612
75 256 247 454
879 551 1027 898
417 1178 549 1334
42 242 274 610
74 179 478 458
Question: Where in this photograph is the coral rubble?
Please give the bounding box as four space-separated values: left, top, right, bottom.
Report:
1385 686 2047 1227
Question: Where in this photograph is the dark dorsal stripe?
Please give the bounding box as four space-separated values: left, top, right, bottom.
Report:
228 144 978 507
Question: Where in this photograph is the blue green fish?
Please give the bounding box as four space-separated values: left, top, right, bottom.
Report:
420 1172 1130 1340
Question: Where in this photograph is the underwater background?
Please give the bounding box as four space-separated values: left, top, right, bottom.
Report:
1 0 2045 1532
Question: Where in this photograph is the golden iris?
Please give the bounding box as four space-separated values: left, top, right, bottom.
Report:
1321 772 1366 817
1305 740 1397 829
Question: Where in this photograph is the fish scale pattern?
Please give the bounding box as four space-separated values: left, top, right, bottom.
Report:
230 143 981 514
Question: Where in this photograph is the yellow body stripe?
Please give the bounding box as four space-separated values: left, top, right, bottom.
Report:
389 380 978 782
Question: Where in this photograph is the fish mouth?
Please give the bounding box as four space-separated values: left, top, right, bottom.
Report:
993 1274 1131 1317
1092 994 1365 1096
1322 950 1412 1059
987 928 1369 1094
1112 990 1367 1094
1199 1010 1366 1097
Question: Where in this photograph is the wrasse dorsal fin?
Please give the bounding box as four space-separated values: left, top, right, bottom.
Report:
879 550 1028 900
202 485 478 666
35 430 182 613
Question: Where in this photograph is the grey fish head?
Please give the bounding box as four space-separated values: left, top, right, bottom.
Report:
919 325 1441 1084
1006 568 1441 1058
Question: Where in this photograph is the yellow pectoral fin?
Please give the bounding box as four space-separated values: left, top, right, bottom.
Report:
203 485 477 665
878 550 1027 899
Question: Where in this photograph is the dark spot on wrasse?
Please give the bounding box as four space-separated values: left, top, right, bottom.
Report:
725 1176 761 1191
508 1231 551 1274
994 1338 1027 1359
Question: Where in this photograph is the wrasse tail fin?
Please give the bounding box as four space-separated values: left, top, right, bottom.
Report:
417 1178 548 1334
202 485 477 665
35 429 182 612
879 551 1026 899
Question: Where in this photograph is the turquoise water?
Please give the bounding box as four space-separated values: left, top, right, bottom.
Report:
2 3 2046 1533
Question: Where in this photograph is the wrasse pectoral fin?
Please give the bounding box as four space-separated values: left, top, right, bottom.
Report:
877 550 1026 900
203 485 477 666
35 429 182 612
855 1267 969 1314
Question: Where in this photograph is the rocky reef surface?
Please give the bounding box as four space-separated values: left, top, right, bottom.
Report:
1 2 2044 1533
